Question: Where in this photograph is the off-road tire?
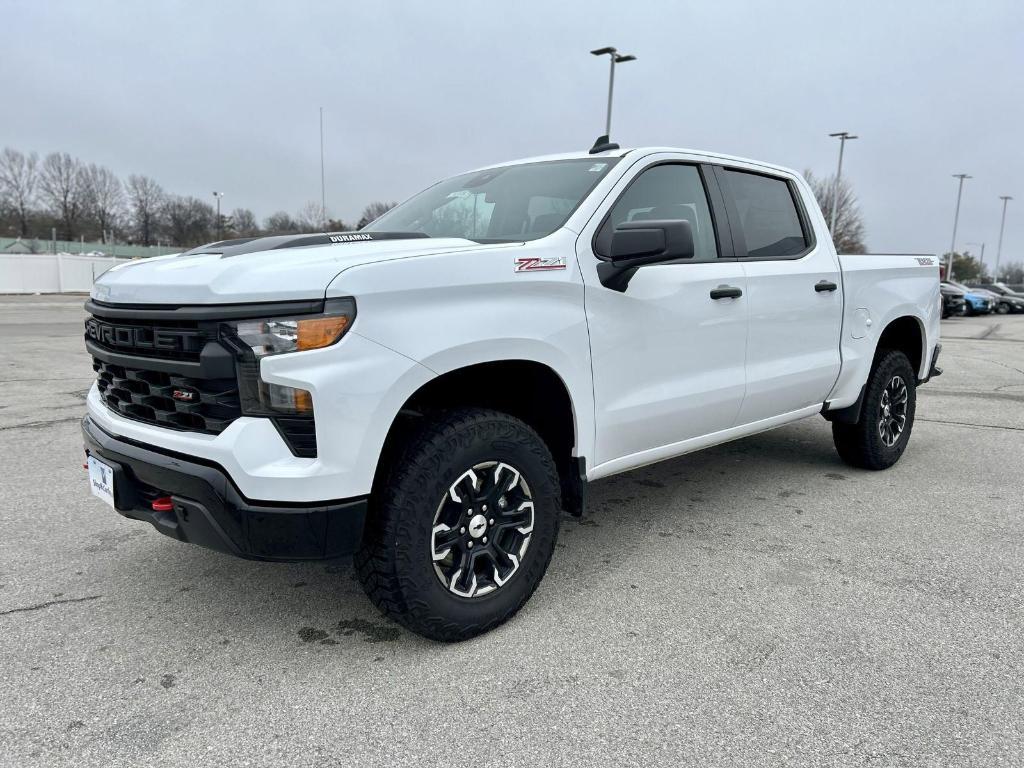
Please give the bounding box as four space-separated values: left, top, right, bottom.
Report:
832 349 917 470
354 408 561 642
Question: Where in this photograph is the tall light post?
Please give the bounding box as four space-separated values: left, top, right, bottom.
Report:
828 131 858 235
995 195 1013 280
590 47 636 139
947 174 971 280
212 191 225 240
319 107 327 229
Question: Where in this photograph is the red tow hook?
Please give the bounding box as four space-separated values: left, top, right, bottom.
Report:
151 496 174 512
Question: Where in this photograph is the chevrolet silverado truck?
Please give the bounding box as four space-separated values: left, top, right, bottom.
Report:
82 145 941 641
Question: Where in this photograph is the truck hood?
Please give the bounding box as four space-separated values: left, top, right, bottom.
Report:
91 232 485 305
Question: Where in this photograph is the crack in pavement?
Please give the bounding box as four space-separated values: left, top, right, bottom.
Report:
918 417 1024 432
0 376 95 384
0 416 82 431
919 389 1024 403
978 323 1000 340
0 595 101 617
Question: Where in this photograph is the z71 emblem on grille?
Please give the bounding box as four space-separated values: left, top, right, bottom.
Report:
172 388 198 402
514 256 566 272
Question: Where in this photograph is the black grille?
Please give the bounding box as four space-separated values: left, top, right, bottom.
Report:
84 317 205 361
86 306 318 457
93 357 241 434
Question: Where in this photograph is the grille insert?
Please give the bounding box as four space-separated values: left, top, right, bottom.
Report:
93 357 241 434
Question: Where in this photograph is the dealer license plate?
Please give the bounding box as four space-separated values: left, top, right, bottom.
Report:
87 455 115 509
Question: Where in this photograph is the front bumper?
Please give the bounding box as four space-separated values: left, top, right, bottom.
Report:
82 416 367 561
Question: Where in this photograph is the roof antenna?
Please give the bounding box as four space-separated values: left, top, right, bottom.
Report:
589 134 620 154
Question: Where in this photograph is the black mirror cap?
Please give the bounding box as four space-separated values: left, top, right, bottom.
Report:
599 219 696 293
610 219 695 265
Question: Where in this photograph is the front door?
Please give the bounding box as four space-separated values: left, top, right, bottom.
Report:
577 159 750 472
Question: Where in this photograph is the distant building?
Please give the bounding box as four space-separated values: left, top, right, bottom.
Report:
2 238 35 254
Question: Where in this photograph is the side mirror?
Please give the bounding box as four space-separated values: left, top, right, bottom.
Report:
598 219 695 292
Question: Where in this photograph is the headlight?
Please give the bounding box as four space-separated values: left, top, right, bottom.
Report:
221 298 356 421
227 298 356 358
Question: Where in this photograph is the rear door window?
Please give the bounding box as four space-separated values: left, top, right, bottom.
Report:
720 169 809 258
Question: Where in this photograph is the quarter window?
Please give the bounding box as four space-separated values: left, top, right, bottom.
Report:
720 169 809 258
595 164 717 260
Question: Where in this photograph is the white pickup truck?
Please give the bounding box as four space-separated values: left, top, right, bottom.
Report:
82 145 941 641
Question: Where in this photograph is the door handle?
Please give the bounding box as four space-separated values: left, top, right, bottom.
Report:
710 285 743 300
815 280 838 292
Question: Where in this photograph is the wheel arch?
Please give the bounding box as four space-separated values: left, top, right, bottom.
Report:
875 314 926 379
373 358 587 516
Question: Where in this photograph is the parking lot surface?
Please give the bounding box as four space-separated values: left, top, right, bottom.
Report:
1 295 1022 767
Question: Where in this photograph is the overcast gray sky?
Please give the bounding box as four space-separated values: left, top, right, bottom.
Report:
4 0 1022 260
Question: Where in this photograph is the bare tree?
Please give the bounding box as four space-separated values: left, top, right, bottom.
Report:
357 200 397 229
999 262 1023 284
82 164 123 242
0 148 39 237
39 152 87 240
296 201 328 232
804 170 867 253
163 195 215 247
264 211 300 235
127 175 165 246
229 208 259 237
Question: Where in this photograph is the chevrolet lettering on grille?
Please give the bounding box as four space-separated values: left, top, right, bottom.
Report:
84 318 202 356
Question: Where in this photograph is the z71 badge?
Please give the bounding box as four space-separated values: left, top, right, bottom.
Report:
514 256 566 272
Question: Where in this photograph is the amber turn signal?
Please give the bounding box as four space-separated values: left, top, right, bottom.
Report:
297 316 351 351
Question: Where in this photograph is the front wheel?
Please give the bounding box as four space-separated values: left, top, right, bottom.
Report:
995 302 1010 315
832 349 917 470
355 408 562 642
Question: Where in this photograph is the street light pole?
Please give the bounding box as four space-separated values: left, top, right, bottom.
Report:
590 47 636 138
994 195 1013 280
828 132 858 234
947 174 971 280
212 191 224 240
320 107 327 229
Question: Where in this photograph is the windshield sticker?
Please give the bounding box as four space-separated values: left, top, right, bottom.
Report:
588 163 608 172
515 256 566 273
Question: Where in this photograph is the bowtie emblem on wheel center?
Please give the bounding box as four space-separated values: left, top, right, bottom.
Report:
468 514 488 538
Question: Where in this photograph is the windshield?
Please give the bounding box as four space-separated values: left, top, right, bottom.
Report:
363 158 619 243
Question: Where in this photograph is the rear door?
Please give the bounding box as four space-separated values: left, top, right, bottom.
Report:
713 166 844 425
577 157 749 471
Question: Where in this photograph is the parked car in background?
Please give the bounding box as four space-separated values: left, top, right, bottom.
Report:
944 281 993 315
970 283 1024 312
971 287 1020 314
940 283 967 318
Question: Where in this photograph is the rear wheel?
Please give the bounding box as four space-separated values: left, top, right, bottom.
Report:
355 408 561 642
832 349 917 470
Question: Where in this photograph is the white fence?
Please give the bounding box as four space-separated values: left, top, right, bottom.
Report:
0 253 133 294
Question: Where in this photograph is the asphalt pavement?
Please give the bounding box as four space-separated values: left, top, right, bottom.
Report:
1 295 1022 767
